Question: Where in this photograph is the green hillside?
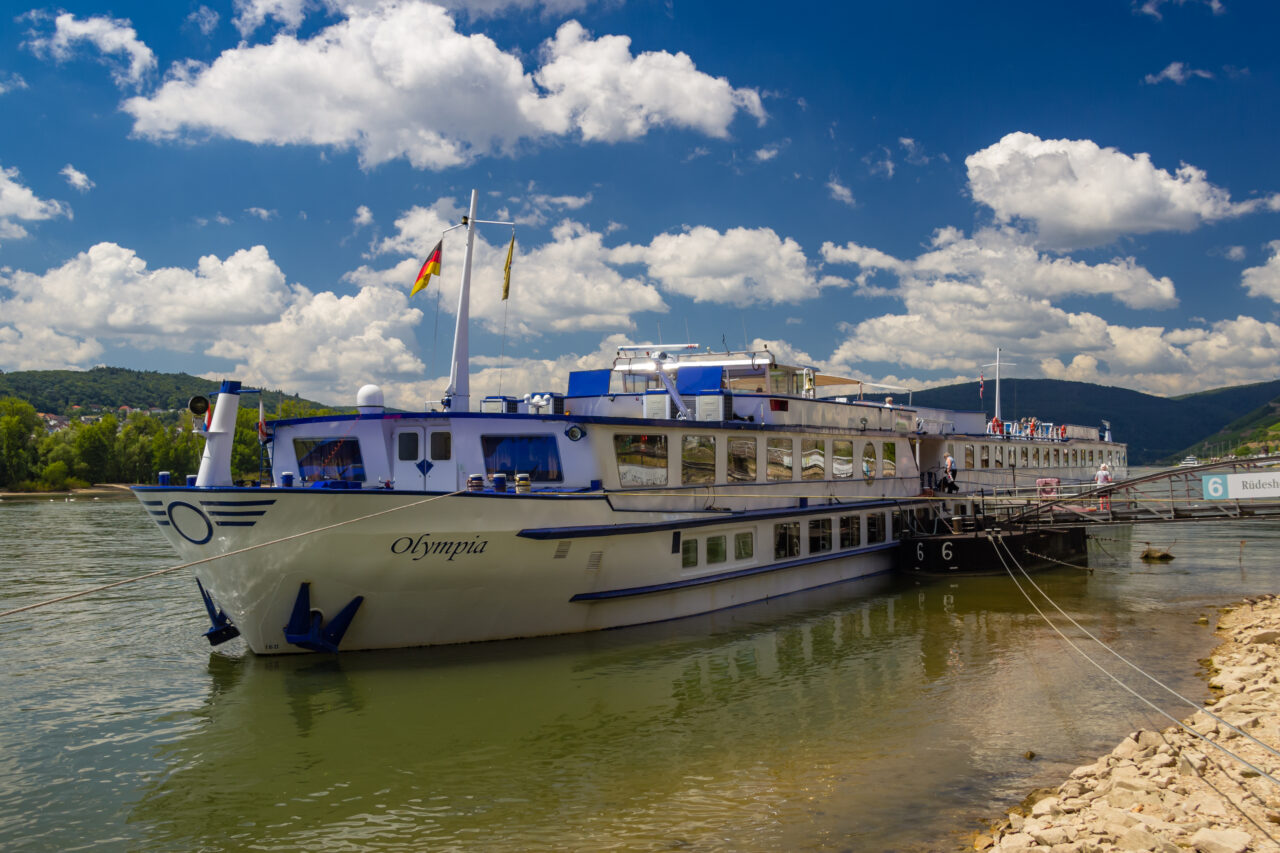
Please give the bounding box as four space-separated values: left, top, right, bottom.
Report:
0 366 334 415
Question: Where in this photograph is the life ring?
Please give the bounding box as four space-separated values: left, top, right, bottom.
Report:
1059 424 1067 439
991 417 1002 435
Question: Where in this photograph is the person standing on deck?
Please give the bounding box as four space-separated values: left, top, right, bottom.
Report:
941 452 958 494
1094 462 1112 509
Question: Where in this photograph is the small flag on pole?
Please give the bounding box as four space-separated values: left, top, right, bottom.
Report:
411 240 443 296
502 233 515 300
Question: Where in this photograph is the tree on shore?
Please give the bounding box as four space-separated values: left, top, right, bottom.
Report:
0 397 42 486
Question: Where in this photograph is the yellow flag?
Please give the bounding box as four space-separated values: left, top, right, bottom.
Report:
502 233 515 300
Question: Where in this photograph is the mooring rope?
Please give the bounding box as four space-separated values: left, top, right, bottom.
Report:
989 534 1280 783
0 489 467 619
1021 548 1091 572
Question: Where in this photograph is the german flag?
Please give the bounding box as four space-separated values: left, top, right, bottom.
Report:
410 240 442 296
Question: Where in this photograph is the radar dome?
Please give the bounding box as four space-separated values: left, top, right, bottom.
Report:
356 384 385 413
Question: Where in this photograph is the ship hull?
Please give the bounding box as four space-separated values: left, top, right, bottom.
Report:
135 487 904 654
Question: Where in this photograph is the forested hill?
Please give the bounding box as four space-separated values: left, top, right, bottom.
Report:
903 378 1280 465
0 367 332 414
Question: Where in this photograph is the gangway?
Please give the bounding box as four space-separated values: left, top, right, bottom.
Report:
988 456 1280 529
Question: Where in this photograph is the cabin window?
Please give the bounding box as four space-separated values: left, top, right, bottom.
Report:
293 437 366 482
682 435 716 485
769 369 796 396
839 514 861 548
833 440 854 479
482 435 563 482
980 446 990 469
682 538 698 568
774 522 800 559
707 535 727 565
867 512 886 544
430 431 452 461
964 444 974 469
1107 451 1113 465
1020 447 1029 466
809 518 832 553
995 446 1004 469
862 442 876 482
802 439 825 480
1089 449 1095 466
1071 449 1078 466
734 531 754 560
397 431 419 461
728 438 757 483
614 434 668 487
767 438 794 481
883 441 897 477
1053 448 1060 466
892 510 904 538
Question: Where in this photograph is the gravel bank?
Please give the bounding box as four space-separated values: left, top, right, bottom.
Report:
973 595 1280 853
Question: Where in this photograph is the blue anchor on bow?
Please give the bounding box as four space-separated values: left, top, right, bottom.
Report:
196 578 241 646
283 582 364 653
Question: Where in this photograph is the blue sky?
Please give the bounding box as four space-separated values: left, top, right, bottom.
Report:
2 0 1279 408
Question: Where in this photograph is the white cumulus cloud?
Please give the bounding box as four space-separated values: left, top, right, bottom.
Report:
232 0 312 37
123 4 764 170
186 6 220 36
1143 61 1213 85
59 164 94 193
24 12 156 89
966 132 1271 250
612 225 845 305
1242 240 1280 302
0 72 27 95
0 164 68 244
0 243 292 345
827 178 855 207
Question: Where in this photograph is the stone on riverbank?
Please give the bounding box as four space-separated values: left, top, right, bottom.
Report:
977 594 1280 852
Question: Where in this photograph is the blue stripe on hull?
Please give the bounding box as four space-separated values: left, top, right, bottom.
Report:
570 541 897 601
521 498 907 540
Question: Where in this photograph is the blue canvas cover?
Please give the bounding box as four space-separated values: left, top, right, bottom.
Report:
566 369 612 397
675 365 724 394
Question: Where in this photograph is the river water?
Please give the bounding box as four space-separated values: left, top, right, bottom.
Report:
0 494 1276 851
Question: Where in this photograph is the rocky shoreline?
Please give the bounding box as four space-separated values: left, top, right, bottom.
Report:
973 595 1280 853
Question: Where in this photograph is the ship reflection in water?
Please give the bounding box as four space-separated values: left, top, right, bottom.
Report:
128 555 1212 852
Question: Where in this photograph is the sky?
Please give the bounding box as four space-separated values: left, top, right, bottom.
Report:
2 0 1280 409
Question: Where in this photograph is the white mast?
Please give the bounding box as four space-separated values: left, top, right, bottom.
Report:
982 348 1015 423
440 190 514 412
444 189 479 412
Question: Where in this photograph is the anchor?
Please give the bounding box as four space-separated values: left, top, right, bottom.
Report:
283 582 364 653
196 578 241 646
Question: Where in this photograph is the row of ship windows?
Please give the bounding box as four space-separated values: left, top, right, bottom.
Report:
951 443 1125 470
680 512 891 569
617 434 899 488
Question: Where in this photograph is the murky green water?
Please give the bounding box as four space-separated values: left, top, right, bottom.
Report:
1 495 1276 850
